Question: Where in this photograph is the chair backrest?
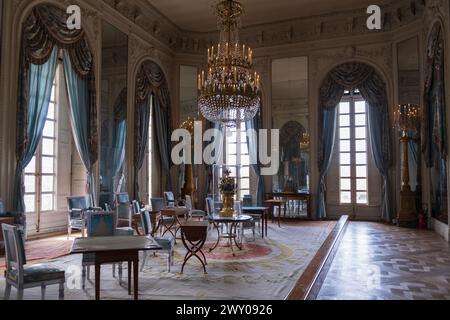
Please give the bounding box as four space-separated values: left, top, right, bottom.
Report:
0 198 6 216
131 200 141 215
86 211 115 237
2 224 26 284
242 195 253 207
234 201 242 216
99 192 114 211
67 196 88 211
164 192 176 207
185 195 193 211
140 210 153 236
115 193 130 205
105 203 112 212
150 198 164 212
116 202 131 220
205 197 214 216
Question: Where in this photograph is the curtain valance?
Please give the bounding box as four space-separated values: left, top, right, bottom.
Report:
136 61 171 111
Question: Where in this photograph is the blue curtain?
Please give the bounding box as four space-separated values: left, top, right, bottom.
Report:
154 98 173 192
13 48 58 213
112 120 126 192
63 51 96 206
134 97 151 200
317 108 338 219
246 113 265 206
367 103 392 222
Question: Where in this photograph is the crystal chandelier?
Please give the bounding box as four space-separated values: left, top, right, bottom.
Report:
198 0 261 128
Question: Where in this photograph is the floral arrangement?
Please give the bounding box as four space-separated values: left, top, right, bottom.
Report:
219 169 237 194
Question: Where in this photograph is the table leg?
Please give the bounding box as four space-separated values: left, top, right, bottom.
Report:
128 261 132 295
95 263 101 301
209 222 221 252
278 205 281 227
265 210 268 237
133 259 139 300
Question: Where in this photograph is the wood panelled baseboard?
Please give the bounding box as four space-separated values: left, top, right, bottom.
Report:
286 215 349 300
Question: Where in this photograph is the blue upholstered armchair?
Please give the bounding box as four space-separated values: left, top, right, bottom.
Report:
66 196 101 239
0 198 26 242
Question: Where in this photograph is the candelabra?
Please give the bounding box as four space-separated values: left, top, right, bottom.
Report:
179 117 196 206
394 104 420 227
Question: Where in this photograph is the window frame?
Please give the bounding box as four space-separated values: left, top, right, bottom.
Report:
338 89 369 206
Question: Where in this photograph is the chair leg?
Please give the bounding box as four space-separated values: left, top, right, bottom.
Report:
112 264 116 278
167 251 171 272
140 252 148 272
82 266 86 290
17 288 24 300
59 282 65 300
87 265 91 280
119 263 123 285
41 284 46 300
3 283 11 300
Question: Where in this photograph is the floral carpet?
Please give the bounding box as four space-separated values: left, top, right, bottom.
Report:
0 221 336 300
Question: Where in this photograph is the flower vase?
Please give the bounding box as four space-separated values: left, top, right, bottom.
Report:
220 192 235 218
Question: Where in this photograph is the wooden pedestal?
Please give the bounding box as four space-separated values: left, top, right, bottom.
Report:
397 190 418 228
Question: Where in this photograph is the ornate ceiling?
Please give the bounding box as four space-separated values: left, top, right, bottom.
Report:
147 0 391 32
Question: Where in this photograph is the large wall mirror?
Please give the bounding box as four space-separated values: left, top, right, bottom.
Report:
99 21 128 207
397 37 421 195
271 57 310 193
180 65 199 120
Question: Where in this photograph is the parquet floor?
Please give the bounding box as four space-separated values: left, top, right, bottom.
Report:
317 222 450 300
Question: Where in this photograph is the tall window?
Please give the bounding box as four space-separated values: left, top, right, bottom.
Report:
225 122 250 200
24 68 58 213
339 90 368 205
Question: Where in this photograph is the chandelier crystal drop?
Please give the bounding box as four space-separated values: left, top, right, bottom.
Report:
198 0 261 128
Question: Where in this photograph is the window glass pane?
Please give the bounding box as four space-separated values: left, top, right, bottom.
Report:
356 153 367 165
355 114 366 126
42 138 55 156
41 176 54 193
241 144 249 155
340 178 351 190
240 131 248 143
340 192 351 204
241 155 250 166
340 128 350 140
240 179 250 190
227 144 237 155
340 115 350 127
355 140 367 152
47 103 55 120
356 192 368 204
41 194 54 211
25 157 36 174
24 195 35 213
43 120 55 137
25 175 36 193
227 155 237 166
227 130 237 143
339 102 350 114
355 127 366 139
356 166 367 178
41 157 55 174
241 166 250 178
340 153 351 165
340 140 351 152
355 101 366 113
356 179 368 191
50 85 56 102
340 166 351 178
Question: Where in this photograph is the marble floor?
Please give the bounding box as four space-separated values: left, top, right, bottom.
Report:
317 222 450 300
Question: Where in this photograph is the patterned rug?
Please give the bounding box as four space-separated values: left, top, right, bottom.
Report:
0 236 73 270
0 221 336 300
